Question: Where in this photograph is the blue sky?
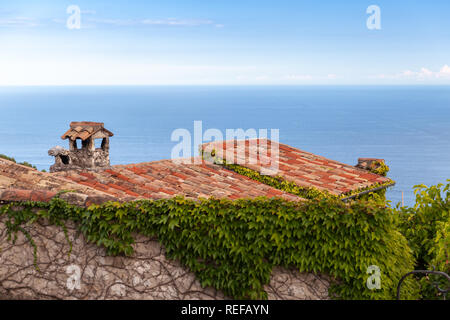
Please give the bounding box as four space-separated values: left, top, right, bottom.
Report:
0 0 449 85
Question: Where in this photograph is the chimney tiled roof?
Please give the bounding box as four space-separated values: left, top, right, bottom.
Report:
61 121 114 141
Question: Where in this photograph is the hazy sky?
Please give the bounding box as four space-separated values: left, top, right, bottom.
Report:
0 0 449 85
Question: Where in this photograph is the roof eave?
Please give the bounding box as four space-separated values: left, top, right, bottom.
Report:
341 180 396 202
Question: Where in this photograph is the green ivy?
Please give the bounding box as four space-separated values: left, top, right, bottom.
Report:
0 195 419 300
0 154 38 170
396 181 450 299
397 181 450 268
367 161 390 177
432 220 450 274
0 154 16 163
223 162 334 200
202 150 395 202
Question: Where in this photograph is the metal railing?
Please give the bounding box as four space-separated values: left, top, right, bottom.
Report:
397 267 450 300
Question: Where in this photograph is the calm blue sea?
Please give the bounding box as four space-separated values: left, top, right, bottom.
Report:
1 86 449 206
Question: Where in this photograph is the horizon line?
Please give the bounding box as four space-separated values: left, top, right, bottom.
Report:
1 84 450 87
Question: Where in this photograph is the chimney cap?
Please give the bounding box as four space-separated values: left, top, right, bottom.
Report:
61 121 114 141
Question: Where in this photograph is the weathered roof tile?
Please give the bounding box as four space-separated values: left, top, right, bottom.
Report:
52 158 302 202
1 139 393 205
201 139 393 196
61 122 114 141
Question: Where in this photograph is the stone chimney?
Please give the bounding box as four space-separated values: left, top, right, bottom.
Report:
49 122 114 173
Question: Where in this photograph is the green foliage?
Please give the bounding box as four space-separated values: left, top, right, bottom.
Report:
425 221 450 299
397 182 450 268
0 154 16 162
0 195 418 300
368 161 390 177
202 150 394 202
396 181 450 299
432 220 450 273
0 154 38 170
0 199 73 270
223 162 333 200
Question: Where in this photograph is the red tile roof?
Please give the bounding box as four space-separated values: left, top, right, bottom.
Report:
61 121 113 141
0 158 116 205
54 158 301 202
1 139 393 205
0 158 106 195
201 139 392 196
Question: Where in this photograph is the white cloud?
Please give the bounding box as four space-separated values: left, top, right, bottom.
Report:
4 12 220 29
374 65 450 81
0 56 258 85
437 65 450 77
255 75 270 81
87 17 218 27
81 10 97 15
142 18 214 26
283 74 338 81
0 17 39 27
284 74 313 81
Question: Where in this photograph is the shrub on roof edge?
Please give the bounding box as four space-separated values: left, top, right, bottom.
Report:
0 195 419 300
0 154 38 170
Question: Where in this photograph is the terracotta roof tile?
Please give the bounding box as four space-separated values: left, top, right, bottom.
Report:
53 158 302 202
0 158 110 197
61 121 113 141
201 139 393 196
1 139 393 205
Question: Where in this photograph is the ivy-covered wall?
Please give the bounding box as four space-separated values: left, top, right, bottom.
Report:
2 153 447 300
0 214 330 300
0 195 419 300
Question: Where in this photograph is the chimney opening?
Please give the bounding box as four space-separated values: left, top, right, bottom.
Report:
60 155 70 165
95 139 103 150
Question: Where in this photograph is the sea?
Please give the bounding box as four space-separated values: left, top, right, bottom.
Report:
1 85 449 207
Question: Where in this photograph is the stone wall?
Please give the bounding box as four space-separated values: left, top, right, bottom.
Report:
0 215 330 300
